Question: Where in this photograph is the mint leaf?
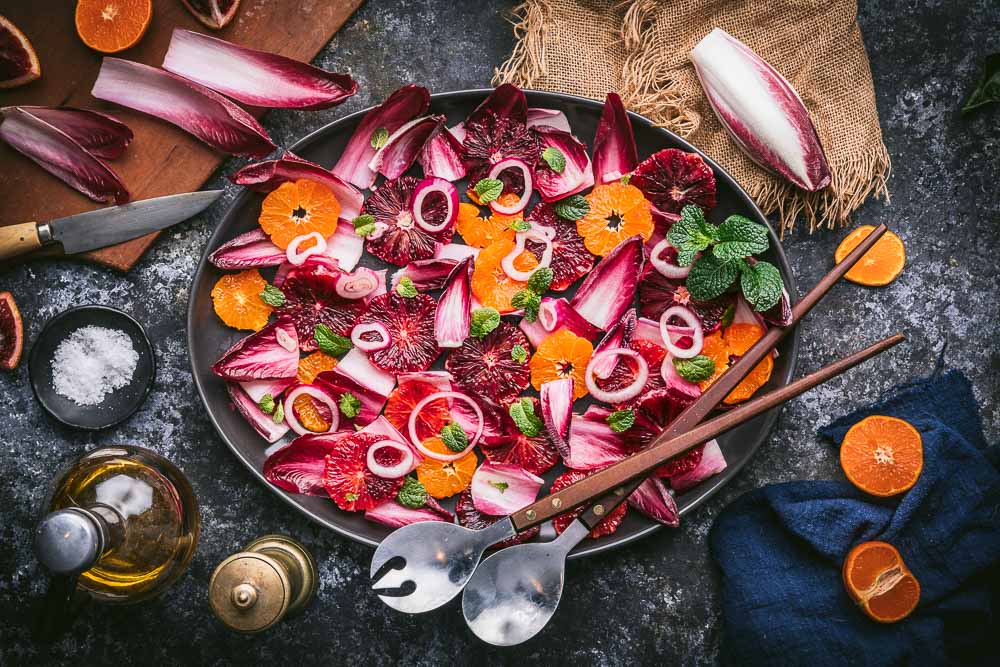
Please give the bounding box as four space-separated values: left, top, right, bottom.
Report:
740 260 783 311
508 398 543 437
511 344 528 364
473 178 504 204
258 393 276 415
370 127 389 150
606 409 635 433
720 303 735 329
508 219 531 232
527 267 553 294
488 480 510 493
511 290 540 322
553 194 590 221
314 324 352 356
397 477 427 508
260 284 285 307
352 214 374 229
686 255 739 301
620 173 631 185
339 392 361 419
673 355 716 382
272 401 285 424
713 215 769 262
440 422 469 452
667 205 718 266
470 307 500 338
541 146 567 173
962 53 1000 114
395 276 418 298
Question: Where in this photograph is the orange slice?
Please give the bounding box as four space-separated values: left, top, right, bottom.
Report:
840 415 923 497
699 323 773 405
416 437 478 498
259 179 340 250
297 351 337 384
528 329 593 398
578 182 654 256
455 196 520 248
75 0 152 54
842 541 921 623
834 225 905 287
471 236 539 313
211 269 272 331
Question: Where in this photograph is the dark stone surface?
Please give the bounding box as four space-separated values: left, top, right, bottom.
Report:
1 0 997 663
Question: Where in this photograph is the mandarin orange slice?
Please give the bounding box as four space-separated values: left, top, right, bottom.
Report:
842 541 921 623
211 269 272 331
529 329 593 398
258 179 340 250
578 182 654 256
699 323 773 404
297 351 337 384
292 394 330 433
75 0 152 54
834 225 906 286
471 236 539 312
456 196 520 248
416 437 478 498
840 415 923 497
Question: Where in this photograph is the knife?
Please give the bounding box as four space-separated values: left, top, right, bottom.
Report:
0 190 224 262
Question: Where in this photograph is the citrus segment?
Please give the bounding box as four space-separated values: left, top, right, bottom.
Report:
259 179 340 250
292 395 330 433
699 323 773 404
842 541 920 623
416 439 477 498
528 329 593 398
839 415 923 497
211 269 273 331
834 225 905 287
297 351 337 384
75 0 152 54
456 197 519 248
578 182 654 256
471 236 538 313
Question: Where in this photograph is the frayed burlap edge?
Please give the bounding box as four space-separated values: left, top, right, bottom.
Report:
492 0 892 236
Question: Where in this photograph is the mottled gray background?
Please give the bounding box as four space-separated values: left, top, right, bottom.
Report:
1 0 997 664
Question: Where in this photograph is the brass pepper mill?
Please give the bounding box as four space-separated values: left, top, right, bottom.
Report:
209 535 318 633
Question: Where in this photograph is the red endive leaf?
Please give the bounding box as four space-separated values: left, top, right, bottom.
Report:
91 57 275 157
467 83 527 126
0 107 130 204
162 29 357 110
592 92 638 184
368 114 444 180
16 106 133 159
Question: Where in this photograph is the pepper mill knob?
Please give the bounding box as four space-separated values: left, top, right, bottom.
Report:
208 535 317 633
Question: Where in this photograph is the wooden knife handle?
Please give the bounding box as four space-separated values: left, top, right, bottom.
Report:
0 222 42 262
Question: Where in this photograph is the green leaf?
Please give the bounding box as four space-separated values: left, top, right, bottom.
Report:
488 480 510 493
258 393 276 415
713 215 769 261
370 127 389 150
260 284 286 307
470 307 500 338
354 223 376 237
508 398 543 437
606 409 635 433
553 194 590 221
396 477 427 508
541 146 567 173
510 344 528 364
339 392 361 419
272 401 285 424
527 267 553 294
511 290 540 322
667 205 718 266
961 53 1000 114
314 324 352 357
440 422 469 452
620 173 631 185
740 260 784 312
395 276 418 298
473 178 504 204
508 219 531 232
720 303 735 329
673 355 716 382
352 214 376 238
686 255 740 301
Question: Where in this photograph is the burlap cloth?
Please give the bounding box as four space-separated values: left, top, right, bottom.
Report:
494 0 891 235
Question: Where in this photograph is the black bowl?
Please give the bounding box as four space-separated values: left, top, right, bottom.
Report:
188 89 799 558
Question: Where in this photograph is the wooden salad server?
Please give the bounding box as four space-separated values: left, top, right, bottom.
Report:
369 224 890 615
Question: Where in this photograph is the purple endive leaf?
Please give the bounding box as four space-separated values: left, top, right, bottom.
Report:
208 228 285 269
564 412 629 469
434 256 472 348
628 476 679 527
540 378 574 459
263 432 353 496
762 286 793 327
453 395 511 448
532 125 593 202
467 83 527 126
519 297 600 347
434 243 479 261
323 218 364 271
91 57 275 157
690 28 831 192
230 151 363 220
17 106 133 159
418 124 467 181
240 377 296 403
365 499 454 528
162 28 357 110
592 92 638 184
227 382 291 443
668 439 727 492
392 258 460 292
526 107 571 132
368 114 444 180
212 316 300 381
591 308 637 378
570 236 645 331
332 84 430 189
471 462 544 516
0 107 130 204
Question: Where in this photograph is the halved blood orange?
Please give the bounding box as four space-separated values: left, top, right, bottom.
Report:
297 351 337 384
416 437 478 499
834 225 906 287
455 196 519 248
211 269 273 331
528 329 593 399
578 182 654 256
842 541 921 623
471 236 538 313
259 179 340 250
75 0 152 54
0 15 41 88
699 323 773 404
840 415 923 497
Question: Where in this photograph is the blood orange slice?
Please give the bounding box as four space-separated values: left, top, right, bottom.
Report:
0 15 40 88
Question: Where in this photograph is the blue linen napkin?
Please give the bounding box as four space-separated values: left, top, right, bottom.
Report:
709 370 1000 666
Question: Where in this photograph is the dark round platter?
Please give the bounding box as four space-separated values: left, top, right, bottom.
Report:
188 89 799 558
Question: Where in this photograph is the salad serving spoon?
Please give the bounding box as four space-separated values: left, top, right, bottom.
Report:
370 224 889 615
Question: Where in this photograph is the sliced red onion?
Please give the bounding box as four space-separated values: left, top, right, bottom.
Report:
649 239 692 279
275 327 298 353
571 236 645 331
323 218 364 271
162 28 357 110
526 107 571 132
335 266 380 300
412 177 458 233
368 114 445 180
585 348 648 404
532 125 594 202
471 462 544 516
351 322 391 352
209 228 285 269
408 391 483 461
591 309 637 379
564 412 629 470
230 151 363 220
667 439 727 492
283 384 340 435
501 227 553 282
435 257 472 348
15 106 133 159
264 432 352 496
660 306 703 359
418 124 467 181
91 58 274 157
227 382 290 443
0 107 129 204
628 476 679 527
366 440 415 479
365 499 454 528
592 92 638 185
540 378 574 459
487 158 532 215
212 316 300 380
286 232 327 266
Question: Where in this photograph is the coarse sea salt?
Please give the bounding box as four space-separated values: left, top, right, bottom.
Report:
52 325 139 406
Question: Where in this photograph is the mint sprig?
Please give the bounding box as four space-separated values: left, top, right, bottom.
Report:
508 219 531 232
740 260 783 312
395 276 418 298
473 178 504 204
314 324 352 357
686 254 740 301
508 398 543 437
339 392 361 419
673 355 716 382
606 409 635 433
527 267 553 294
397 477 427 508
511 289 541 322
440 422 469 452
667 205 719 267
352 214 376 238
260 285 285 307
470 307 500 338
370 127 389 150
714 215 769 262
258 393 276 415
553 194 589 221
541 146 567 173
511 344 528 364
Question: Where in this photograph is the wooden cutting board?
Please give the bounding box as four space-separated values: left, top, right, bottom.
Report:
0 0 364 271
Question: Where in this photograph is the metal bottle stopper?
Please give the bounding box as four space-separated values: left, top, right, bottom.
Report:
208 535 317 633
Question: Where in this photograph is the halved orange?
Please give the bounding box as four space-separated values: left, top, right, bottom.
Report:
456 196 520 248
578 182 654 256
840 415 923 497
75 0 152 54
699 323 773 405
297 351 337 384
834 225 905 287
842 541 920 623
259 179 340 250
416 437 478 498
211 269 272 331
528 329 593 398
471 236 539 313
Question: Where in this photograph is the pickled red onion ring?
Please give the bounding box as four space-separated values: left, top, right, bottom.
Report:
366 440 415 479
501 228 553 282
408 391 484 462
660 305 703 358
283 385 340 435
286 231 327 265
412 177 458 233
275 327 297 352
351 322 391 352
649 239 692 279
336 267 379 299
487 158 531 215
585 348 649 404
